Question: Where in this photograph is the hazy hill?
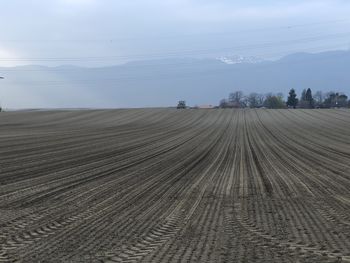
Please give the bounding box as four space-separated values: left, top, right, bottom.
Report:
1 50 350 109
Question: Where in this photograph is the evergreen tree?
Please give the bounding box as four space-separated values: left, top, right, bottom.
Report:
287 89 298 108
305 88 314 108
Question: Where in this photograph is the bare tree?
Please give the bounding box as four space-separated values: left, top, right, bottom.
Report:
219 99 229 108
248 93 264 108
301 89 307 101
314 91 323 106
240 96 248 108
276 92 284 99
263 94 286 109
229 91 244 104
227 91 246 108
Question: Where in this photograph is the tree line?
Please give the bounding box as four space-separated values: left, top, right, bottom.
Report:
219 89 350 109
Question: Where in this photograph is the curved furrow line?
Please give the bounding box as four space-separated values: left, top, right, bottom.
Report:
0 120 197 184
0 126 190 197
0 110 213 180
94 113 231 262
298 109 350 129
14 111 227 262
246 110 350 257
234 202 350 262
176 111 241 263
224 114 301 262
172 114 237 263
248 110 315 197
1 124 205 207
288 109 350 135
277 110 350 156
1 109 349 262
0 140 208 260
142 111 239 263
121 111 236 263
253 114 327 197
0 109 203 161
255 110 350 196
37 112 221 210
253 112 314 196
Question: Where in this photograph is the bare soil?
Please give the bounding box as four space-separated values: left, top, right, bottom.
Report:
0 109 349 263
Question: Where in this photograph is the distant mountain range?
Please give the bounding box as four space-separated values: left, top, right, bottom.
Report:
1 50 350 109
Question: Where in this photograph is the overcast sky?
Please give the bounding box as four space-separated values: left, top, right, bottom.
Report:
1 0 350 66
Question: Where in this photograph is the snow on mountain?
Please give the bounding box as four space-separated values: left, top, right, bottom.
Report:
218 55 264 64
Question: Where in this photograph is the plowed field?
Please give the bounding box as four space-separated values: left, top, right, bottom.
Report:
0 109 350 263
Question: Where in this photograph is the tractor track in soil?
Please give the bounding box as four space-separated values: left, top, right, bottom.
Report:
0 108 349 262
